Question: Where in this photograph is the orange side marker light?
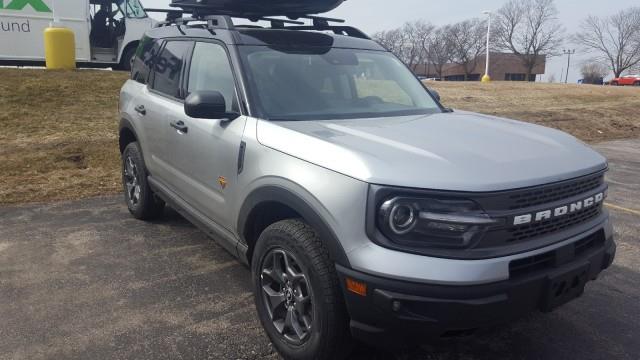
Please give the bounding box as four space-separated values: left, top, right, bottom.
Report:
346 278 367 296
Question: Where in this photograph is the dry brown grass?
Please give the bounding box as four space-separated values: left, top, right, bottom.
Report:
1 69 639 204
429 81 640 142
0 68 128 204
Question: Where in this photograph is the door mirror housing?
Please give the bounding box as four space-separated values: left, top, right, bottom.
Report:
184 91 239 120
426 87 441 102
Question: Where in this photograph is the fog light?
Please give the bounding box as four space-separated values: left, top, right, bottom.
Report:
392 300 402 312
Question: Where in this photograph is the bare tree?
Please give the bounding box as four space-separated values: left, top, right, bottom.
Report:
580 62 608 84
447 18 487 80
402 20 435 71
575 7 640 78
495 0 564 81
426 26 455 79
373 21 435 71
372 28 406 58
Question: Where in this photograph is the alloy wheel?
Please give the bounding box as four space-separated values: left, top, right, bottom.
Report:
124 156 141 206
260 249 314 345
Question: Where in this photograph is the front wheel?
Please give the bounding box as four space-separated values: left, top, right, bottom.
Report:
611 81 619 86
634 81 640 87
252 219 352 360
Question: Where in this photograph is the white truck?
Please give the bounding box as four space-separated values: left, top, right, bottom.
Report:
0 0 155 69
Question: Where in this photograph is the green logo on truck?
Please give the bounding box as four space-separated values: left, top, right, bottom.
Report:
0 0 52 12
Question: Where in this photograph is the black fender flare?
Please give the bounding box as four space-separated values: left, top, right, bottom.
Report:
238 185 351 268
119 118 138 153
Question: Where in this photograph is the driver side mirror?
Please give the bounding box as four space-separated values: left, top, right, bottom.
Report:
426 87 441 102
184 91 239 121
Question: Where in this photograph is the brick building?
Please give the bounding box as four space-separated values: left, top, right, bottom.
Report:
413 52 546 81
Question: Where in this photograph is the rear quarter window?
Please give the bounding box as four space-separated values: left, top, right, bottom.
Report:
131 36 161 84
151 41 192 98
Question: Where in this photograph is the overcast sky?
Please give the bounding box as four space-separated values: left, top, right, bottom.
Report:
142 0 638 82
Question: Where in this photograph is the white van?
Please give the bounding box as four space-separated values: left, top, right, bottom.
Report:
0 0 155 69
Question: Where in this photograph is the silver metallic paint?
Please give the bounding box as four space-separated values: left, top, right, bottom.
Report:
120 52 610 286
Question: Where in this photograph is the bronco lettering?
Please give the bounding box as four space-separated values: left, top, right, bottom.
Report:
513 192 605 226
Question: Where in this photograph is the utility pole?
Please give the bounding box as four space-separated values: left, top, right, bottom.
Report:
481 10 492 82
563 49 575 83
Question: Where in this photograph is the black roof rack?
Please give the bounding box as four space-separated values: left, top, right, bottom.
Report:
147 4 370 40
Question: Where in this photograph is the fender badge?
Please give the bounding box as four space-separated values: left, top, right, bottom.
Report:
217 176 228 189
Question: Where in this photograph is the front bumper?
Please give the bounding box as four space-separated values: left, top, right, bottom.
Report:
337 229 616 347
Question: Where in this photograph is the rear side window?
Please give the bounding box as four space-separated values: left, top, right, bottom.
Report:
131 36 161 84
151 41 192 98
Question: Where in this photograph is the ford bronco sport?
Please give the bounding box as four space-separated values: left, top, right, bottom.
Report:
118 12 616 360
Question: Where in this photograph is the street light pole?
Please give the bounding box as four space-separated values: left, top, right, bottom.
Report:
482 10 492 83
563 49 575 84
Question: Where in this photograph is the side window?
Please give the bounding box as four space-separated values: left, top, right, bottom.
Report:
151 41 191 98
187 42 238 112
131 36 161 84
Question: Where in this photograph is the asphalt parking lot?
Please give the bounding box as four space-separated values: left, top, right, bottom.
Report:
1 139 639 360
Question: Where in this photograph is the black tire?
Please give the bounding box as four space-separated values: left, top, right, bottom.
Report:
611 81 619 86
252 219 352 360
634 81 640 87
117 46 136 72
122 142 165 220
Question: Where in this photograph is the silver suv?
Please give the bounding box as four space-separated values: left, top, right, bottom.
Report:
119 14 616 360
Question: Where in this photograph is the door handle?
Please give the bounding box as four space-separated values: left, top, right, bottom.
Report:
170 120 188 134
134 105 146 115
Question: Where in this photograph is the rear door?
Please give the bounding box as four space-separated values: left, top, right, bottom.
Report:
145 39 193 187
166 40 247 231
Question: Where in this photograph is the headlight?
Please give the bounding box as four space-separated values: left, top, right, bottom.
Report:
378 196 495 249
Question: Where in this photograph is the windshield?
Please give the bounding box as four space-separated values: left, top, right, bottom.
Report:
117 0 147 18
238 46 441 120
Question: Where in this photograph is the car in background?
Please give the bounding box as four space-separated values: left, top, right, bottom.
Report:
610 75 640 86
578 77 604 85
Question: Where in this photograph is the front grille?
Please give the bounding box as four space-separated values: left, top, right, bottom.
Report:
506 204 602 242
468 171 607 251
506 173 604 210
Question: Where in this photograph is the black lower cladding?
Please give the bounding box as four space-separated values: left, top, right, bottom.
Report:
336 230 615 347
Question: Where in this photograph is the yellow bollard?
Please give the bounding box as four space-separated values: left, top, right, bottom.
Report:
44 26 76 70
481 74 491 83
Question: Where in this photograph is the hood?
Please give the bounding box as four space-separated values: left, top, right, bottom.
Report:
256 111 607 192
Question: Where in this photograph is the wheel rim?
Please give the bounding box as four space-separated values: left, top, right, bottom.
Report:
260 249 314 345
123 155 141 206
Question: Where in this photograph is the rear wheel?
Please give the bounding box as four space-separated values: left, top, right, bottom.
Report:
116 46 136 71
252 219 352 360
634 81 640 86
122 142 165 220
611 81 619 86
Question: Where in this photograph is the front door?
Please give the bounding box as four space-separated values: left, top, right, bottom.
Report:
166 41 247 231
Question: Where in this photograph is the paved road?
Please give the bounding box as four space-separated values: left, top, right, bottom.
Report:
1 139 639 360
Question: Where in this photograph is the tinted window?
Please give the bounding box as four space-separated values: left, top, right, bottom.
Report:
187 42 238 112
131 36 161 84
152 41 191 98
